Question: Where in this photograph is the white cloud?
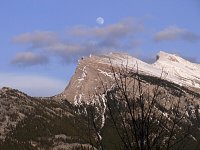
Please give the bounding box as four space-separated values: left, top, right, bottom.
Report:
12 51 49 66
13 31 57 46
154 26 200 42
12 18 144 65
69 18 144 39
0 73 66 96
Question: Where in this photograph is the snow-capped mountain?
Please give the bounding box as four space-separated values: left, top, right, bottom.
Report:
1 51 200 149
62 51 200 104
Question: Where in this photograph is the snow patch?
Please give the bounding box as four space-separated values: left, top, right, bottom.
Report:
97 69 113 78
74 94 83 106
77 66 87 85
100 94 107 129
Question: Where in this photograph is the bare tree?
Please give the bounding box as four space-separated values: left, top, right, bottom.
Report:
80 62 199 150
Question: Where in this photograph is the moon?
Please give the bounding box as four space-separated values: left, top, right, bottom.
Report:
96 17 104 25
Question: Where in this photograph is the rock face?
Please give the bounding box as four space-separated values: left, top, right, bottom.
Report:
62 54 115 104
62 51 200 104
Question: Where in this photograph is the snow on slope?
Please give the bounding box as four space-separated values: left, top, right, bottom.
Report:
100 51 200 89
153 51 200 88
62 51 200 105
100 52 163 77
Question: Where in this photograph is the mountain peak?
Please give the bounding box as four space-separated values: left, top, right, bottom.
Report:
156 51 181 63
61 51 200 104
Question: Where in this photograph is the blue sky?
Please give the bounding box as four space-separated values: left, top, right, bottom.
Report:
0 0 200 96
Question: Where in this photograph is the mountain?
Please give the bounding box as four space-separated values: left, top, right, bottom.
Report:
1 51 200 149
62 51 200 104
0 87 95 150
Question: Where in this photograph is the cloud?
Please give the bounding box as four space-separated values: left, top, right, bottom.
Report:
11 51 49 66
69 18 143 50
154 26 200 42
47 42 97 63
70 18 143 39
0 73 66 96
12 18 144 65
13 31 57 48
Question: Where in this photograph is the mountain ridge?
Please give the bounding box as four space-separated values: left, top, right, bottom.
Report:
62 51 200 105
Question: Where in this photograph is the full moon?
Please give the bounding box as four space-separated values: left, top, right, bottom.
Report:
96 17 104 25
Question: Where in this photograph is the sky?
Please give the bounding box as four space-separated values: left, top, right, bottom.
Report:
0 0 200 96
